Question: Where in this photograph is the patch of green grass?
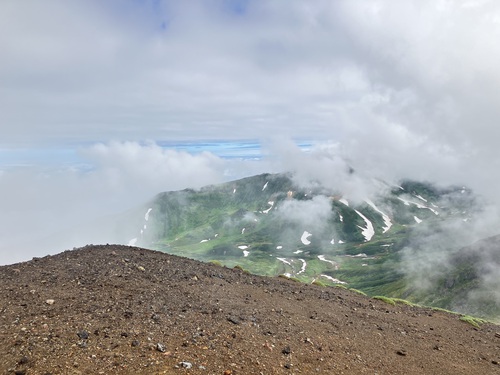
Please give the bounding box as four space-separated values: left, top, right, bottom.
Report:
391 298 419 307
233 264 250 273
459 315 488 328
277 274 302 283
209 260 223 267
333 284 348 290
349 288 367 296
431 307 460 315
372 295 396 305
312 280 327 287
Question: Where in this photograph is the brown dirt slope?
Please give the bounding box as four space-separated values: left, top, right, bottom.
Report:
1 245 500 375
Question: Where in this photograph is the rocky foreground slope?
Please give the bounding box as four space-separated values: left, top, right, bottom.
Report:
1 245 500 374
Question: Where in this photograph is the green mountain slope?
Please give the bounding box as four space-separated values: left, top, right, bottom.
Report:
118 173 498 318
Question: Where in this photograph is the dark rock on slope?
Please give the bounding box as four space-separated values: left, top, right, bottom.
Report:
1 245 500 374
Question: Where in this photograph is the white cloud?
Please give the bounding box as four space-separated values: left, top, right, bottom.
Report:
3 1 500 263
0 142 227 265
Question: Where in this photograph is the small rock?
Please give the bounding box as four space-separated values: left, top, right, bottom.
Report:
396 349 407 356
137 266 145 272
227 316 240 325
77 330 89 340
284 363 292 369
223 370 232 375
156 343 166 353
180 361 193 369
18 356 29 365
282 346 291 355
131 340 140 347
45 299 55 305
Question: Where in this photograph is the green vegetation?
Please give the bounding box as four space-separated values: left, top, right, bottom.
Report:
126 172 493 319
349 288 367 296
312 280 327 287
372 296 396 306
459 315 488 328
209 260 223 267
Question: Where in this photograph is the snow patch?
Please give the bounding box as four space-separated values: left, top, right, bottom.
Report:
321 274 347 284
318 255 338 269
338 240 345 244
262 181 269 191
276 245 283 250
301 231 312 245
238 245 248 250
263 201 274 214
144 208 153 221
297 259 307 274
339 198 349 206
355 210 375 242
330 238 335 245
128 238 138 246
415 194 428 202
241 228 246 234
277 257 292 266
200 239 209 243
397 197 439 215
365 199 392 233
293 250 303 254
339 214 344 222
243 250 250 257
414 216 422 224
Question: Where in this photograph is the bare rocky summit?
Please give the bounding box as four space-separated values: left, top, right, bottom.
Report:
1 245 500 374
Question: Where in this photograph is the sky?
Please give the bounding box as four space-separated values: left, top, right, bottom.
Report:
2 0 500 264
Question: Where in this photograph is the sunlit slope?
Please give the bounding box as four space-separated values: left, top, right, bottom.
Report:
127 174 479 308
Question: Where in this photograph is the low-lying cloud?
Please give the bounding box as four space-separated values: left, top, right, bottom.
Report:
0 142 228 265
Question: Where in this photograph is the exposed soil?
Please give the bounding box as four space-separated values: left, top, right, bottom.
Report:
1 245 500 374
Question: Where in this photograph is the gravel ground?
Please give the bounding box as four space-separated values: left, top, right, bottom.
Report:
1 245 500 374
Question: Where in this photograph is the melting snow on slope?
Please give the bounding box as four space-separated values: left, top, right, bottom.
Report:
293 250 303 254
355 210 375 242
263 201 274 214
241 228 246 234
238 245 248 250
415 194 427 202
397 197 439 215
330 238 335 245
200 239 209 243
338 240 345 244
243 250 250 257
144 208 153 221
321 275 347 284
318 255 339 269
301 231 312 245
339 214 344 222
339 198 349 206
365 200 393 233
297 259 307 274
233 188 236 194
414 216 422 224
276 245 283 250
277 257 292 266
262 181 269 191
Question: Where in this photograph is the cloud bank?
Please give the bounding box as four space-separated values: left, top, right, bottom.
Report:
0 142 227 264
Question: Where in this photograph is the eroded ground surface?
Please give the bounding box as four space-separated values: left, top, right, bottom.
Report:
1 245 500 374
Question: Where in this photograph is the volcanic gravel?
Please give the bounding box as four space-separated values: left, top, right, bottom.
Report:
1 245 500 374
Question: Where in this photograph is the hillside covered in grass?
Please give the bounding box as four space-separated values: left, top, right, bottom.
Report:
112 173 500 319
